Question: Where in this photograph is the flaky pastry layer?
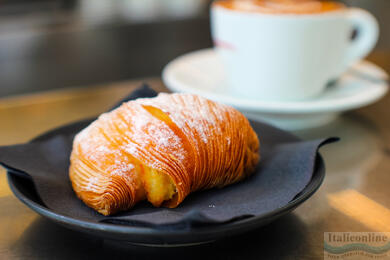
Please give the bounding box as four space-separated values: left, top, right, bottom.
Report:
69 93 259 215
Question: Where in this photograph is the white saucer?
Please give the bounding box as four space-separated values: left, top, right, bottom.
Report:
162 49 389 130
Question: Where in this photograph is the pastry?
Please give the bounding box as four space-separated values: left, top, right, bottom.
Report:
69 93 260 216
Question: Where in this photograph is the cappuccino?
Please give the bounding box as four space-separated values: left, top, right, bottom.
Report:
213 0 345 15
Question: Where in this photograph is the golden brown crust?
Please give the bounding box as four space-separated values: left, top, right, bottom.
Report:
69 93 260 215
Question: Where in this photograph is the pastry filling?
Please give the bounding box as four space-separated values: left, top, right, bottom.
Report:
143 167 177 207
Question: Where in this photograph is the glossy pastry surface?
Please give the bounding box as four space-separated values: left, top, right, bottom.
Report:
69 93 260 215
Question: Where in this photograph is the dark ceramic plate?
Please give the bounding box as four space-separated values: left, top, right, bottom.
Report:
6 159 324 247
5 119 325 247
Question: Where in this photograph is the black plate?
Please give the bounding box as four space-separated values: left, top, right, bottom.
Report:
5 118 326 246
6 157 324 247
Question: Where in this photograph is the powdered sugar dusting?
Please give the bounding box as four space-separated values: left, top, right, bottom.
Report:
73 93 236 192
116 101 188 170
109 161 135 177
137 93 232 145
226 137 231 145
84 176 101 192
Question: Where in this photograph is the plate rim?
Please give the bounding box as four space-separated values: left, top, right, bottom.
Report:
162 48 389 114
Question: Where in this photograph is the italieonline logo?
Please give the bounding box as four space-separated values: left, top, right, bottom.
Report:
324 232 390 259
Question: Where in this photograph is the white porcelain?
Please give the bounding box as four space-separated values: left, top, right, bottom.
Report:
162 49 388 130
210 4 379 101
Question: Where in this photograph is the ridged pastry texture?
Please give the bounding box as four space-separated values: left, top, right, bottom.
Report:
69 93 260 216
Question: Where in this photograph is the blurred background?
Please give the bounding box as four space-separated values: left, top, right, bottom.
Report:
0 0 388 97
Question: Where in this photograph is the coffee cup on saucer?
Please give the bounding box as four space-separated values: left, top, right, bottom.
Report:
211 0 379 101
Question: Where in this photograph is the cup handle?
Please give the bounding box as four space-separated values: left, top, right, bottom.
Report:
345 8 379 66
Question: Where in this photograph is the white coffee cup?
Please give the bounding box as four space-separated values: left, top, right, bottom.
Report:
211 2 379 101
